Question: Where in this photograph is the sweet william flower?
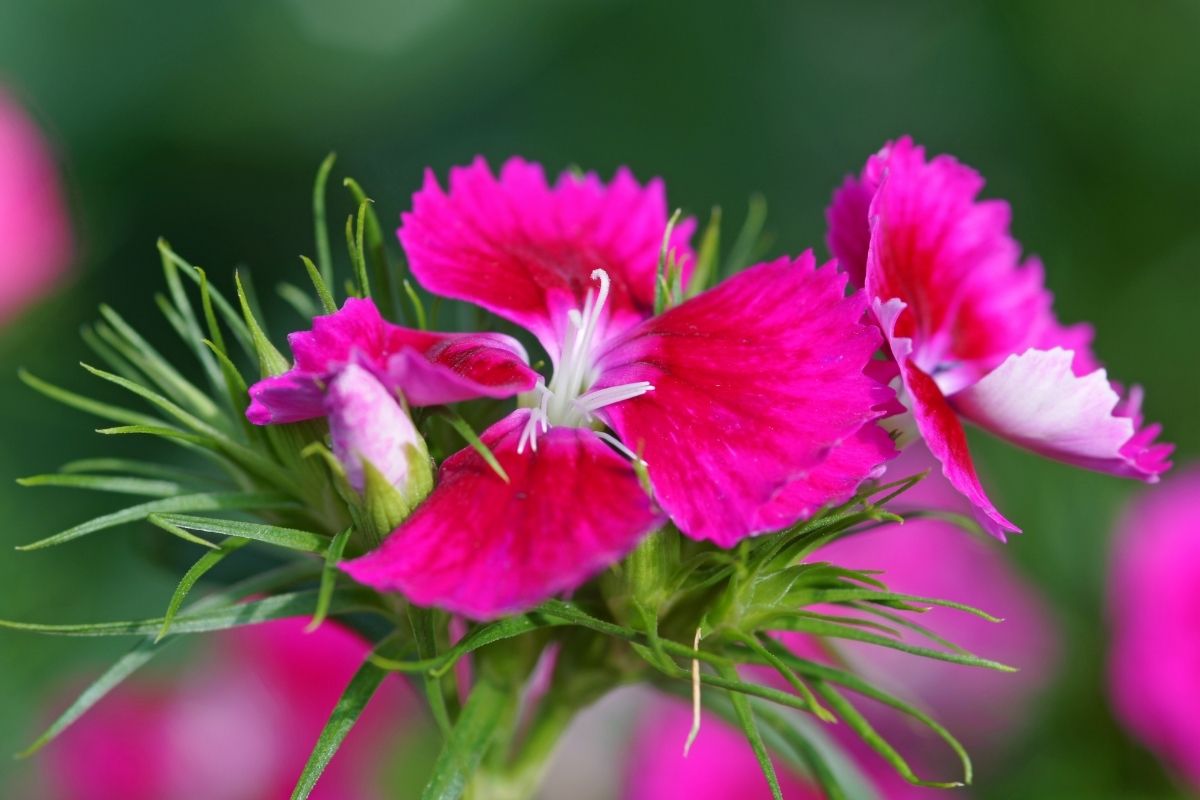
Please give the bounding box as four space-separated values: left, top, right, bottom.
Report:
828 137 1171 535
1109 467 1200 790
341 158 896 619
245 296 536 521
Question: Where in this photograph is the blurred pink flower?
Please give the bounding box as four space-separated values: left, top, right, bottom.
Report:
1109 467 1200 789
41 619 409 800
0 87 71 324
626 447 1057 798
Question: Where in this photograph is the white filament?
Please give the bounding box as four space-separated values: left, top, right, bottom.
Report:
517 268 654 453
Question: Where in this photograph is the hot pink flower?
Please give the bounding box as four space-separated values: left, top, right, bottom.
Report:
0 87 72 324
828 137 1171 536
246 296 538 425
42 619 409 800
1109 467 1200 790
342 158 895 619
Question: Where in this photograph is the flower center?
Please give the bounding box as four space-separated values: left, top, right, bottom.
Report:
517 268 653 453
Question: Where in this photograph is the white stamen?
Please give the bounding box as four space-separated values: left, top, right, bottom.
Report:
517 268 654 455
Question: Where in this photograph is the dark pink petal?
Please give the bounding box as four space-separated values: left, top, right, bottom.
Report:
756 424 895 528
825 173 874 287
901 357 1017 538
874 297 1018 538
593 254 895 547
951 348 1172 481
399 157 695 360
860 137 1074 380
341 410 664 619
245 297 537 424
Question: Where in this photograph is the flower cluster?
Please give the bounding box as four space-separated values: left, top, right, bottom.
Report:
249 145 1168 617
4 139 1172 800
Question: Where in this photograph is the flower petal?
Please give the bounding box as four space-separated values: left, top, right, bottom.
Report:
593 253 895 547
341 410 664 619
951 348 1172 481
860 137 1070 379
246 297 537 424
825 173 874 288
399 157 695 361
325 364 421 493
874 297 1018 538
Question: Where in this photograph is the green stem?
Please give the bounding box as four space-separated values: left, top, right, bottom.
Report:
465 694 583 800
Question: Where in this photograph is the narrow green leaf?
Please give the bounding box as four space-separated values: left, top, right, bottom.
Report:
15 561 318 757
197 266 227 355
813 681 963 789
235 271 290 377
771 616 1014 672
19 369 165 428
736 632 834 722
307 528 352 632
724 193 768 275
687 206 721 297
15 491 295 551
97 304 219 420
348 201 371 298
277 281 319 321
145 514 220 549
59 457 224 487
149 513 328 554
344 177 396 318
80 324 142 383
291 650 390 800
788 588 1002 623
156 538 251 641
159 242 226 403
409 606 453 737
421 677 511 800
0 589 378 638
654 208 683 314
717 662 784 800
436 411 508 482
766 640 974 786
17 473 182 497
313 152 337 293
403 280 428 329
164 247 254 357
301 255 338 314
81 362 218 437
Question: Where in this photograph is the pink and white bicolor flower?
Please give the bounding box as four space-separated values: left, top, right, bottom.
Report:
828 137 1172 536
341 157 896 619
245 297 539 491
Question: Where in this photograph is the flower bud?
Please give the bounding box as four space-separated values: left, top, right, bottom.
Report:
325 364 432 538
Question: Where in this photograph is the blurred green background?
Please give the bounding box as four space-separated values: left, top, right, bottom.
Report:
1 1 1197 797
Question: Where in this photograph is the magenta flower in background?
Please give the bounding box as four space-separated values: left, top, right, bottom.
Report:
627 447 1057 798
0 87 72 324
828 137 1171 535
41 620 409 800
626 701 823 800
342 158 896 619
1109 467 1200 790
